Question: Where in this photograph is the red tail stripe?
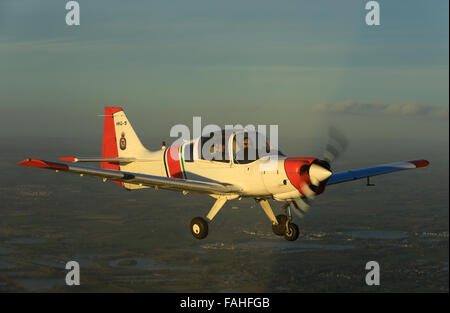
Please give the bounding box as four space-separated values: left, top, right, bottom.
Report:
102 107 122 171
102 107 123 186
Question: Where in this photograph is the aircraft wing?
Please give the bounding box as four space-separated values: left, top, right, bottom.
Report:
327 159 429 185
58 157 159 163
18 158 241 195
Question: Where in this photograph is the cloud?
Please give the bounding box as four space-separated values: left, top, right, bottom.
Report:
383 103 426 116
429 107 450 119
310 101 448 119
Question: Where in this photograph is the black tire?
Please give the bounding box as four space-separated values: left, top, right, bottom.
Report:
190 217 208 239
272 214 287 236
284 223 299 241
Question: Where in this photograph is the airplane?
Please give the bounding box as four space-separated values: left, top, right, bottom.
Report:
18 107 430 241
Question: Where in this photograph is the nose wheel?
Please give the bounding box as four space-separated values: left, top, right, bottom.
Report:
284 222 299 241
271 214 299 241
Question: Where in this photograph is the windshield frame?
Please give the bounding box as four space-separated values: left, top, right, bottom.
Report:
231 130 285 165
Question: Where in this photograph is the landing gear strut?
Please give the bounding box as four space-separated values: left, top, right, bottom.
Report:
189 197 228 240
282 202 299 241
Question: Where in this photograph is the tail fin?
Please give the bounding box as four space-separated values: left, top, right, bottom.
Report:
101 107 149 171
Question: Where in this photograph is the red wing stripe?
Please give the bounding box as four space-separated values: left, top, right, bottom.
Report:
18 159 69 171
408 159 430 168
18 158 124 186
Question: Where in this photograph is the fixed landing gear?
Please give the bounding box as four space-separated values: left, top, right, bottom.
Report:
272 214 287 236
189 197 229 240
190 217 208 239
190 197 300 241
258 199 300 241
271 214 299 241
284 222 299 241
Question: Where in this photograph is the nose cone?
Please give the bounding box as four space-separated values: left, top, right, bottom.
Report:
309 163 332 185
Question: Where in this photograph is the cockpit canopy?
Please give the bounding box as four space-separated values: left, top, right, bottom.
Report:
183 129 285 164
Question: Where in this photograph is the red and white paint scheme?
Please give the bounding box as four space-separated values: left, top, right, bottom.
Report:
18 107 430 241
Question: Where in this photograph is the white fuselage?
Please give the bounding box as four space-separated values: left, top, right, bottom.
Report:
119 143 301 200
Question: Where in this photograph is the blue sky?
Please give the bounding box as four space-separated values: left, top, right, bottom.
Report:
0 0 448 141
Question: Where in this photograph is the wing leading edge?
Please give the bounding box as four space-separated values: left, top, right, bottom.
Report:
58 157 160 163
18 158 241 195
326 159 429 185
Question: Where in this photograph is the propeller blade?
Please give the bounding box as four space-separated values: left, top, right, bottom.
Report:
293 197 310 210
291 198 310 218
300 182 316 199
288 127 348 218
323 126 348 163
291 206 305 219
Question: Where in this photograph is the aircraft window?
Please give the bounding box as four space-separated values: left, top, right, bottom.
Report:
233 132 285 164
233 134 257 164
200 132 229 163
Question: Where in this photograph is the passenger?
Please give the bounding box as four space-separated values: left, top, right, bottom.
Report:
235 137 253 163
211 143 226 161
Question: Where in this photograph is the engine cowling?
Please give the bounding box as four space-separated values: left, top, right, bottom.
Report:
284 158 332 197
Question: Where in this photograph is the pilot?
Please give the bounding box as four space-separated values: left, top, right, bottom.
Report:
210 143 226 161
235 137 253 163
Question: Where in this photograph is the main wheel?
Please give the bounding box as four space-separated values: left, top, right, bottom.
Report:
272 214 287 236
190 217 208 239
284 223 299 241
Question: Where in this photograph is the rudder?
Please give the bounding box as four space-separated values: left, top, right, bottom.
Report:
101 107 149 170
101 107 122 171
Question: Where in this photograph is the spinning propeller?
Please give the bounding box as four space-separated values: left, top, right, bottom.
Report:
290 126 348 218
323 126 349 164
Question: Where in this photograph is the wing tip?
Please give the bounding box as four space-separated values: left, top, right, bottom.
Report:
18 158 32 166
409 159 430 168
18 158 47 167
17 158 68 170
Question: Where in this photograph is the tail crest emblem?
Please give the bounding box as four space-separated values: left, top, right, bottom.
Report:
119 132 127 150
